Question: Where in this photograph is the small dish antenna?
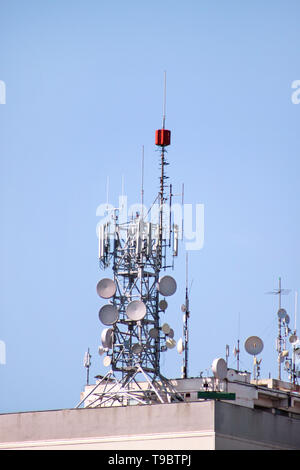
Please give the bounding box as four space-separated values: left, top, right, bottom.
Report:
167 328 174 338
161 323 171 335
132 343 143 355
158 275 177 296
98 304 119 325
103 356 112 367
166 338 176 349
101 328 113 349
149 328 159 339
126 300 147 321
212 358 227 380
96 278 116 299
245 336 264 380
289 334 299 344
159 299 168 311
277 308 287 320
244 336 264 356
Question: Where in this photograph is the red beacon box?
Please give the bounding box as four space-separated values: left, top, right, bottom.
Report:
155 129 171 147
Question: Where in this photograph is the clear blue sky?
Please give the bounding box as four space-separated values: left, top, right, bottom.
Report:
1 0 300 413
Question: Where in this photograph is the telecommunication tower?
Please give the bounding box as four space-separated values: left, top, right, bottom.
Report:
80 76 185 408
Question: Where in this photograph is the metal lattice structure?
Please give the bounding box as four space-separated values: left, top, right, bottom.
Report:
79 81 185 408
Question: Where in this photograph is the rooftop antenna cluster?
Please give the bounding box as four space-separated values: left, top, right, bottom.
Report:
266 277 300 384
78 74 189 408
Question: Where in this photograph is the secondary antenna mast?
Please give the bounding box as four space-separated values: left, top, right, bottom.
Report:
266 277 291 380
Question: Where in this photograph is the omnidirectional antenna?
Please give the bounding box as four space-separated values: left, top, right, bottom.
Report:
83 348 92 386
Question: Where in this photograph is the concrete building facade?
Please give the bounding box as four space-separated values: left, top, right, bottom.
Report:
1 375 300 450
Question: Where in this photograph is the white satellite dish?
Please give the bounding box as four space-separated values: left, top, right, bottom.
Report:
277 308 287 320
283 314 290 324
244 336 264 356
132 343 143 355
166 338 176 349
159 299 168 311
177 337 184 354
96 278 116 299
98 304 119 325
126 300 146 321
101 328 113 349
103 356 112 367
161 323 170 335
149 328 159 339
212 358 227 380
158 275 177 297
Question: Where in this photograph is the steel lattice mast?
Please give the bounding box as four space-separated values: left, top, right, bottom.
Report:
79 77 184 408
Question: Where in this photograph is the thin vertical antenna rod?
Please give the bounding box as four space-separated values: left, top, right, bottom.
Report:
181 183 184 241
237 312 240 371
106 176 109 211
295 291 298 332
141 145 144 220
183 252 190 379
162 70 166 129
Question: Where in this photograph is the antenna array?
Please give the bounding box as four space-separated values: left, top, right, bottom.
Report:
81 75 186 407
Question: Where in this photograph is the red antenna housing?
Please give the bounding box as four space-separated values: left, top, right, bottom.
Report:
155 128 171 147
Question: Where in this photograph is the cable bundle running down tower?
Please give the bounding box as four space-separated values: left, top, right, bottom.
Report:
78 77 184 408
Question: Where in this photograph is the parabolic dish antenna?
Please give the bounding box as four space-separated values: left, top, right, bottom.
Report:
103 356 112 367
289 334 299 344
277 308 287 320
132 343 143 355
98 304 119 325
166 338 176 349
177 337 184 354
283 314 290 324
126 300 146 321
101 328 113 349
212 358 227 380
159 299 168 311
96 278 116 299
158 275 177 297
149 328 159 339
244 336 264 356
162 323 170 335
168 328 174 338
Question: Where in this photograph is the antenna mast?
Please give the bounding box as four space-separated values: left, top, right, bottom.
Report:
266 277 291 380
182 253 190 379
79 74 184 408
